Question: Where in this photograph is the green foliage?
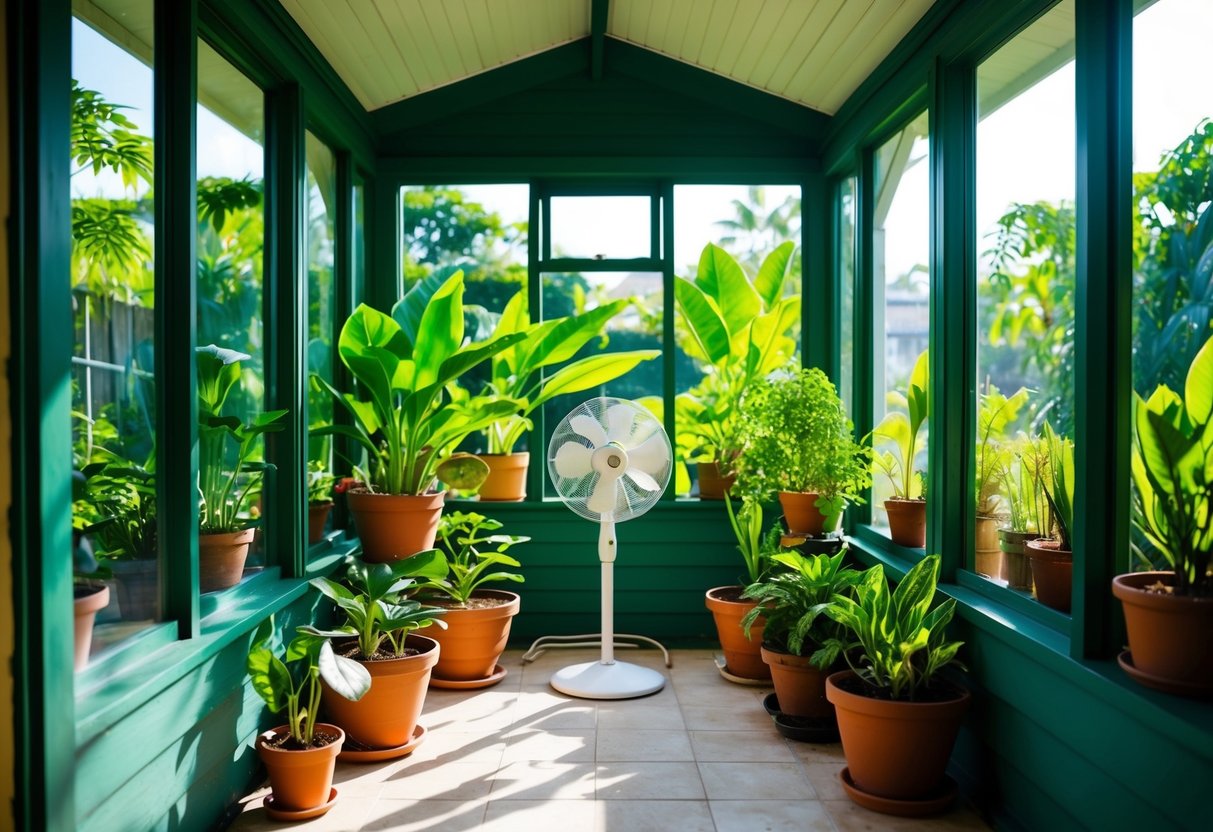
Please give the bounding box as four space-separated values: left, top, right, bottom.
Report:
723 495 768 585
873 349 929 500
740 549 863 663
71 80 153 189
421 511 527 605
197 176 262 233
734 366 871 527
247 617 371 747
77 449 157 561
312 270 527 495
307 461 335 505
976 385 1029 517
822 554 964 700
1001 434 1051 534
1040 423 1075 551
304 553 449 660
713 186 802 274
1131 335 1213 596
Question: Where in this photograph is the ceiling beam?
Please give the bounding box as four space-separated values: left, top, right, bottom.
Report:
591 0 609 81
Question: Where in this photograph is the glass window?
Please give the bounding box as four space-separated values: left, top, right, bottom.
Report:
305 133 336 539
550 195 652 259
974 1 1076 595
839 177 857 414
871 112 930 542
70 10 159 654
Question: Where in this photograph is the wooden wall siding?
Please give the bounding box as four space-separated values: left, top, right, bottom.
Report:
607 0 935 115
279 0 590 110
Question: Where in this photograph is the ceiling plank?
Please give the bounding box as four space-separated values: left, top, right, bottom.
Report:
375 0 437 94
698 0 739 68
346 0 419 99
419 0 470 79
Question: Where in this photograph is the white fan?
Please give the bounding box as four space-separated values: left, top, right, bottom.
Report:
525 397 673 699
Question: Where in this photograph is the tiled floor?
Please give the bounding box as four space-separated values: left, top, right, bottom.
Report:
228 649 991 831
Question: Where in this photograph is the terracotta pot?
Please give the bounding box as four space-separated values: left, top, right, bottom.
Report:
73 583 110 671
884 499 926 548
761 645 835 718
780 533 846 556
1112 571 1213 696
256 723 344 812
322 634 439 749
199 528 254 593
826 670 969 801
347 490 444 562
697 461 736 500
1025 538 1072 612
308 501 334 544
705 586 770 680
418 590 520 682
779 491 833 536
998 528 1039 590
112 558 159 621
974 516 1001 579
478 453 530 502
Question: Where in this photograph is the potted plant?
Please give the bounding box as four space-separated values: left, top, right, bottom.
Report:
675 241 799 498
873 349 929 547
312 270 525 560
79 452 159 620
705 495 773 681
975 386 1028 579
456 290 659 501
246 617 370 819
741 548 863 719
414 510 526 687
733 365 871 537
1119 337 1213 696
197 345 287 592
823 554 968 815
304 552 448 757
71 495 110 671
998 435 1050 590
307 462 336 544
1025 423 1074 612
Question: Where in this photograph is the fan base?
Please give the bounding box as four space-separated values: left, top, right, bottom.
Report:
549 660 666 700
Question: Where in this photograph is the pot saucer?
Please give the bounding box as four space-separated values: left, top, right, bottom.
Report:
713 655 772 687
839 767 958 817
430 664 508 690
263 787 338 821
337 724 426 763
1118 650 1212 698
762 693 840 743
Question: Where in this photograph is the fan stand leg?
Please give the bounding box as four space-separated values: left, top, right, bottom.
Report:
519 635 672 667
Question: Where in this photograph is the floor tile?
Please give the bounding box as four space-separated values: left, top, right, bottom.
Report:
823 798 991 831
377 761 497 801
481 798 599 832
790 741 848 764
595 761 706 800
595 728 695 762
698 761 817 800
596 701 685 731
510 690 598 730
226 789 373 832
681 703 774 731
690 729 796 762
489 761 597 800
710 798 838 832
801 762 848 801
404 731 507 765
360 797 487 831
595 799 715 832
501 728 597 763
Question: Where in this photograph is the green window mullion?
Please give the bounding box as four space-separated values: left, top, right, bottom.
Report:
264 83 307 577
526 183 544 500
1072 0 1133 659
851 149 876 529
155 0 200 633
331 151 355 529
367 178 399 312
803 164 831 374
660 182 675 501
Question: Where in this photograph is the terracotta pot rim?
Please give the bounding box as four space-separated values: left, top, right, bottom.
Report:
348 489 444 501
257 723 345 755
1024 538 1073 561
998 527 1041 538
825 670 970 713
309 500 335 509
705 585 758 611
1113 571 1213 606
200 527 256 543
74 583 110 613
345 633 440 670
760 644 818 667
428 589 522 617
884 497 926 506
478 451 530 460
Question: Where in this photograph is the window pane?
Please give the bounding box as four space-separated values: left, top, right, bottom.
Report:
839 177 857 414
196 41 267 580
672 185 801 498
974 1 1076 594
871 112 930 541
71 10 159 655
305 133 336 541
550 195 651 259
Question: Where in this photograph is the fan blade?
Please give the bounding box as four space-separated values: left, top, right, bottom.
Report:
606 403 637 442
570 414 608 448
587 473 621 515
553 441 594 479
625 431 668 478
626 468 661 493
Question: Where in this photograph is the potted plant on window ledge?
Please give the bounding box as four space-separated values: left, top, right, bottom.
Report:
998 434 1049 590
307 462 336 544
975 385 1028 579
1025 423 1074 612
873 349 929 547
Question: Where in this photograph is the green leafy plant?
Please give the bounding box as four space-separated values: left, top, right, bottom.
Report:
78 451 157 561
1001 434 1051 534
305 552 450 660
975 385 1029 517
1040 423 1075 551
740 548 863 664
247 617 371 748
873 349 930 500
821 554 964 700
312 269 526 496
197 345 287 534
307 461 336 505
723 495 768 585
1131 335 1213 596
421 511 528 605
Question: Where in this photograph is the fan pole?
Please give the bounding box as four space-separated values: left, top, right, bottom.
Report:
599 516 616 665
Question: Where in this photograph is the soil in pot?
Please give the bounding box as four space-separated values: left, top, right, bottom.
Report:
884 499 926 548
1112 571 1213 697
199 528 254 592
308 502 334 544
111 558 160 621
761 645 835 719
256 723 344 813
347 490 444 562
705 586 770 681
74 583 110 671
478 453 530 502
779 532 846 556
1025 538 1072 612
779 492 832 536
998 528 1038 590
697 461 736 500
417 590 520 685
974 516 1002 579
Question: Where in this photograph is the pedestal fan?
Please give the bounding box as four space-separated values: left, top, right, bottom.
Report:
525 397 673 699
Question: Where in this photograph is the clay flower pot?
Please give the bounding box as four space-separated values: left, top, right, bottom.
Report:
1112 571 1213 697
73 582 110 671
1025 538 1071 612
112 558 160 621
705 586 770 681
761 645 835 719
697 461 736 500
321 634 439 750
256 723 344 813
419 590 520 685
778 491 831 536
478 453 530 501
826 670 969 803
347 490 444 562
998 528 1038 590
884 499 926 548
308 501 334 544
198 528 255 592
974 516 1002 579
